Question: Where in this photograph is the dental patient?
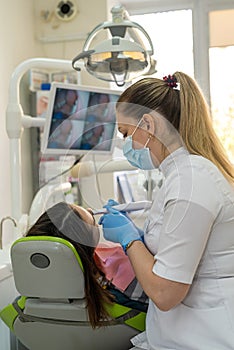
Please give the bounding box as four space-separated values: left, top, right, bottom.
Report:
25 202 148 328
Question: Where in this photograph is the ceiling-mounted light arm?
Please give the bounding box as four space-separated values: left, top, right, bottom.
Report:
107 4 128 37
111 4 126 22
121 7 156 75
123 13 154 55
125 20 156 75
110 5 154 57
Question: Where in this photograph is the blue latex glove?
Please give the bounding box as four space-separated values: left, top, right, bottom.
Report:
98 206 143 252
103 199 144 239
103 199 119 208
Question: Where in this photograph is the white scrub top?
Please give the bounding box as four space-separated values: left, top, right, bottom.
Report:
131 147 234 350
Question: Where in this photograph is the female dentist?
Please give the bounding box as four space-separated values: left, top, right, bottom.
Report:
99 72 234 350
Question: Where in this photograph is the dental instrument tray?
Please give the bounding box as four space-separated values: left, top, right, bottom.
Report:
93 201 152 215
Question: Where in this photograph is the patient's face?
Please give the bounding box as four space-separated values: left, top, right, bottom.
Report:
71 204 96 227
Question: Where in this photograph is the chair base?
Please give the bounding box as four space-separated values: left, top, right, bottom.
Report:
14 319 139 350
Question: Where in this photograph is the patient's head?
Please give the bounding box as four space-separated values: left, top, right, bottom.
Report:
26 202 100 249
26 202 113 328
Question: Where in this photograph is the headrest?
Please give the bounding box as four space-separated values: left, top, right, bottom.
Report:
11 236 85 299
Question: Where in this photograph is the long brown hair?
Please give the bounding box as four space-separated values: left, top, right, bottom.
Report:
117 73 234 183
26 202 114 328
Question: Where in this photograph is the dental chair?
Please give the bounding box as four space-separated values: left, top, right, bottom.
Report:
0 236 146 350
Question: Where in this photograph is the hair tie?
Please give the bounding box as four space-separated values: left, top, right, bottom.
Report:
163 75 180 90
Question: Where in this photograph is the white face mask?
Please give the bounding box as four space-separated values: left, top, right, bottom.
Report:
122 119 155 170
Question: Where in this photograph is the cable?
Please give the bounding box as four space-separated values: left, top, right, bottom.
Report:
92 154 103 204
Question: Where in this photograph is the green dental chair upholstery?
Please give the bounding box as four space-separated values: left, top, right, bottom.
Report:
0 236 146 350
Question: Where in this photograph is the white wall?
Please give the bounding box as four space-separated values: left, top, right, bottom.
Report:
33 0 110 86
0 0 41 221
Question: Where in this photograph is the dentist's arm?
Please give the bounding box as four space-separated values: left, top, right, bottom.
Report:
99 208 190 311
126 240 190 311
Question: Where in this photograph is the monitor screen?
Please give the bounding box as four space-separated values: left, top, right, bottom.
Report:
41 83 121 156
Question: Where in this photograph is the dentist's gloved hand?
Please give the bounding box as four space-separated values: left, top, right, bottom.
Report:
98 206 143 253
103 199 120 208
103 199 144 240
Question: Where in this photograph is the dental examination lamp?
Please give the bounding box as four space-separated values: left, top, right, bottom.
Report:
72 5 156 86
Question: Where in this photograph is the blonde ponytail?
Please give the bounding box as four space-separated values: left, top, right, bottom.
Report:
174 71 234 183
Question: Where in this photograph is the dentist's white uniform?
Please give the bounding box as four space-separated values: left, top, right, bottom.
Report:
131 147 234 350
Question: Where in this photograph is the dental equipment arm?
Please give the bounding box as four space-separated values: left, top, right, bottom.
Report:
6 57 82 222
0 216 17 250
70 159 137 178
